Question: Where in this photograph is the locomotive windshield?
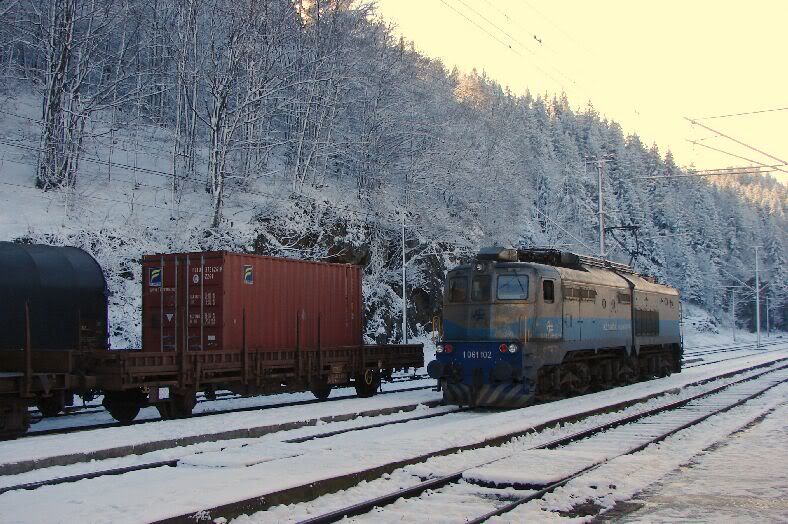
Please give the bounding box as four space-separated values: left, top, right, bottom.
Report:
448 277 468 302
496 274 529 300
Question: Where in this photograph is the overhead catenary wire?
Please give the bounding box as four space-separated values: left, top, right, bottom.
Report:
685 117 788 174
693 106 788 120
436 0 566 91
457 0 579 90
635 169 775 180
686 139 788 175
532 206 595 254
692 164 788 172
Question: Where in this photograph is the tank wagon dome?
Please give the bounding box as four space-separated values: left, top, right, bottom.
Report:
0 242 109 351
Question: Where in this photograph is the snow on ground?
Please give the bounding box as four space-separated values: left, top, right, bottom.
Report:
0 387 443 466
681 302 782 348
251 367 788 524
618 402 788 523
463 449 603 488
491 382 788 523
0 402 458 492
1 348 783 523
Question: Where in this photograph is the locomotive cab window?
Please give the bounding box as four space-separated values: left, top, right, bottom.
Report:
471 275 491 302
497 274 529 300
542 279 555 303
448 277 468 303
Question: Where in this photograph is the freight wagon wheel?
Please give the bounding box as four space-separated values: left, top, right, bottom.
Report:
0 401 30 439
354 369 380 398
157 391 197 419
37 394 65 417
310 382 332 401
103 390 145 424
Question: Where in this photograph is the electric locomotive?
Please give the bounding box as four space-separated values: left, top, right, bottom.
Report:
427 247 682 407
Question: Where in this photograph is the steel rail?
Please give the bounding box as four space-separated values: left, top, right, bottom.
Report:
0 406 462 496
685 346 786 368
142 356 788 524
296 362 787 524
466 375 785 522
28 374 431 421
23 381 435 438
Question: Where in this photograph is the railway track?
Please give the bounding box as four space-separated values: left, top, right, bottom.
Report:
24 375 434 438
141 354 785 523
0 403 463 496
1 353 784 523
28 389 244 420
685 346 787 368
296 364 787 524
25 339 777 431
15 339 783 443
28 373 431 421
683 339 782 357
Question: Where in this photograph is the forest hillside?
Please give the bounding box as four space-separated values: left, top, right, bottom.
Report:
0 0 784 346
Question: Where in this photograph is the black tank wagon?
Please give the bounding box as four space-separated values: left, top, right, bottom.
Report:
428 247 683 407
0 242 109 352
0 242 109 430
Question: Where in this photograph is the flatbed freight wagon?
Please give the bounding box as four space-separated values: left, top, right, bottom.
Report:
0 245 424 435
97 251 424 421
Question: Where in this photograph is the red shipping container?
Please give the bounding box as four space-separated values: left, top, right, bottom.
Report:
141 252 363 352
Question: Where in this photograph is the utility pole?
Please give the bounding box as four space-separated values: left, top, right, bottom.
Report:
597 161 605 258
585 155 612 258
724 285 744 343
401 213 407 344
754 246 761 349
732 289 737 342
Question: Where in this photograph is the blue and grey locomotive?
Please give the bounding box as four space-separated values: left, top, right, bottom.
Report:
427 247 682 407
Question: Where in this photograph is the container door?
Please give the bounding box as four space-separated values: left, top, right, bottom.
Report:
144 255 179 352
186 254 223 351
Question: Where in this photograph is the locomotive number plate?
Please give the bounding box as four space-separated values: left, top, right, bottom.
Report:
463 351 492 359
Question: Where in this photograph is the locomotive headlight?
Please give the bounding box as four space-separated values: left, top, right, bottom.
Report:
507 343 518 353
436 344 444 353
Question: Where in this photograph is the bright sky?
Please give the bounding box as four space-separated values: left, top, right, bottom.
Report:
373 0 788 183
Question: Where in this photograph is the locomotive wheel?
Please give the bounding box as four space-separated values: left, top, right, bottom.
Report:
618 369 638 385
617 359 639 385
354 369 380 398
559 364 591 396
310 382 332 401
37 394 65 417
658 360 673 378
103 391 144 424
